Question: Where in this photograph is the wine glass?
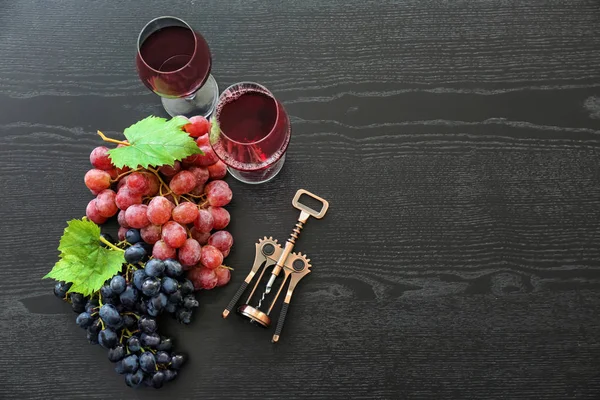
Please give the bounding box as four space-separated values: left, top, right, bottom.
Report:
210 82 291 184
136 16 218 118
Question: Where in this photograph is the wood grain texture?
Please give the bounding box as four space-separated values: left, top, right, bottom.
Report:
1 0 600 399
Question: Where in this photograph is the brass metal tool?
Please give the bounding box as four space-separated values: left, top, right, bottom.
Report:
222 189 329 343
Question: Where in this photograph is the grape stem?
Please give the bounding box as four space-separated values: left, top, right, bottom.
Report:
147 167 174 198
186 193 206 200
111 167 141 183
97 130 130 146
220 265 234 271
99 236 125 253
124 312 140 320
179 195 194 203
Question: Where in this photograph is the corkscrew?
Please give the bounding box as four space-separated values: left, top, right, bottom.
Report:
222 189 329 343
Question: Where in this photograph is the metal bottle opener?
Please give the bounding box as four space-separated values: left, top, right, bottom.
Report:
222 189 329 343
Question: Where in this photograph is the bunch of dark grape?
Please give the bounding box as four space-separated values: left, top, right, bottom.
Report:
83 116 232 290
122 229 199 324
53 236 196 388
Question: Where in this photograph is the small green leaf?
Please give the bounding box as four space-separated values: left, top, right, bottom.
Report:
57 218 101 259
107 116 203 169
43 218 125 296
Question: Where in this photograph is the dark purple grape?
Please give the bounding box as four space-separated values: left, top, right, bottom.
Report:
170 354 186 370
108 344 126 362
156 351 171 365
140 332 161 348
138 316 157 333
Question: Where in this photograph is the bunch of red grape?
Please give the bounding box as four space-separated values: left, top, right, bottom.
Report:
83 116 232 291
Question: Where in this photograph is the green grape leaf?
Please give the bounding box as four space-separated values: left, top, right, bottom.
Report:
43 218 125 296
107 116 202 169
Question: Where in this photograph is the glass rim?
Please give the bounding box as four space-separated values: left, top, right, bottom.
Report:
213 82 283 147
136 16 198 76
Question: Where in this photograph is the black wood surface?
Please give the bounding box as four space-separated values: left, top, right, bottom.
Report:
1 1 600 399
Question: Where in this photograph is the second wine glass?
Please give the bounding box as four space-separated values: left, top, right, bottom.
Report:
210 82 291 184
136 16 218 118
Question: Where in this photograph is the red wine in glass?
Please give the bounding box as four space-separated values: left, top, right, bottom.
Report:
211 83 291 184
136 17 218 118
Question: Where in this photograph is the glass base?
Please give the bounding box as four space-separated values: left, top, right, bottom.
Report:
227 154 286 184
161 74 219 119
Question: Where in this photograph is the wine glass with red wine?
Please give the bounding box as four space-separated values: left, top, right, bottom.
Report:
136 16 218 118
210 82 291 184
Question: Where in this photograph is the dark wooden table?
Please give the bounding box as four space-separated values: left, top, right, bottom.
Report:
2 1 600 399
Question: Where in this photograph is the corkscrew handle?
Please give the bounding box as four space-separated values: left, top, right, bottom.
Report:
222 281 249 318
272 301 290 343
292 189 329 219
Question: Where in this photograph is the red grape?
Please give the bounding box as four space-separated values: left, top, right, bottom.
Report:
193 209 214 233
162 221 187 249
118 226 128 241
106 168 119 180
141 224 162 245
115 187 143 210
147 196 174 225
189 184 205 196
152 240 177 260
178 238 202 267
205 180 232 207
181 154 199 168
207 161 227 179
209 206 230 230
84 169 111 192
184 116 211 137
117 210 130 228
195 144 219 166
208 230 233 253
116 165 130 175
125 204 150 229
95 189 118 218
86 199 107 224
159 161 181 178
188 267 217 290
169 171 196 195
221 248 230 258
116 175 128 190
188 166 209 187
200 245 223 270
172 202 199 224
143 172 160 196
90 146 113 170
126 172 149 195
215 267 231 287
195 134 209 147
190 227 211 245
